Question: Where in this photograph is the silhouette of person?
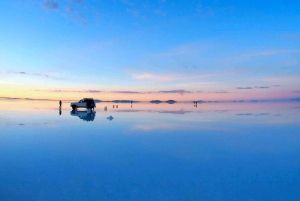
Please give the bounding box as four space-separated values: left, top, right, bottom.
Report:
59 100 62 107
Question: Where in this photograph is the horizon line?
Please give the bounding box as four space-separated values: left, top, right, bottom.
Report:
0 96 299 103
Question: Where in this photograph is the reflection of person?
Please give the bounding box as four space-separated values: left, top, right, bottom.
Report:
59 109 62 116
59 100 62 107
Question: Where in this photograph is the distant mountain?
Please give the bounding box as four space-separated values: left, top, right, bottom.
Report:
94 100 102 103
150 100 163 104
111 100 139 103
166 100 176 104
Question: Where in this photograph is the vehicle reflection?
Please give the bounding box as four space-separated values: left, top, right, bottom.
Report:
107 115 114 121
70 109 96 122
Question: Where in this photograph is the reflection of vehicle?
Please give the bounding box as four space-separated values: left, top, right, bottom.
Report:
70 110 96 122
70 98 96 110
107 115 113 121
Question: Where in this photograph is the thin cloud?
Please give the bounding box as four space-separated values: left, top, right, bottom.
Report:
256 113 269 116
46 89 104 93
0 97 21 100
154 9 167 16
86 90 103 93
34 89 192 95
0 97 53 101
237 113 253 116
294 91 300 93
132 73 174 82
158 90 192 95
112 91 143 94
215 91 229 94
245 49 299 58
42 0 59 10
66 6 73 13
14 72 50 78
237 85 280 89
236 87 253 90
133 73 153 79
158 109 192 115
255 86 269 89
69 0 84 5
73 13 88 26
127 9 140 17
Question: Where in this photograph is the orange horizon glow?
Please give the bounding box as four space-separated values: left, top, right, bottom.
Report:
0 88 298 102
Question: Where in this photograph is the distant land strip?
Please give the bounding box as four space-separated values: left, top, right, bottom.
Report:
0 97 300 103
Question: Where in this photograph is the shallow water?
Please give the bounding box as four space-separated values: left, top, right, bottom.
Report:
0 100 300 201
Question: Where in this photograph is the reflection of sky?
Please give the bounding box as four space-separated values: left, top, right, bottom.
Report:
0 101 300 200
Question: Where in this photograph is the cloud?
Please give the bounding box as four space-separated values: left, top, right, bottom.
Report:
154 9 167 16
131 123 176 132
273 85 281 87
294 91 300 93
158 109 192 115
69 0 84 5
237 85 280 90
14 71 50 78
256 113 269 116
0 97 53 101
122 0 135 6
237 113 253 116
283 33 300 39
158 90 192 95
133 73 153 79
42 0 59 10
127 9 140 17
66 6 73 13
255 86 269 89
244 49 299 58
115 110 149 113
86 90 103 93
34 89 194 95
112 91 143 94
43 89 104 93
0 97 21 100
74 13 87 26
214 91 228 94
236 87 253 90
132 73 175 82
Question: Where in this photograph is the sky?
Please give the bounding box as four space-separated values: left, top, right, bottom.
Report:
0 0 300 101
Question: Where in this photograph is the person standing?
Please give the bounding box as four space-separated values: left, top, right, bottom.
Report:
59 100 62 107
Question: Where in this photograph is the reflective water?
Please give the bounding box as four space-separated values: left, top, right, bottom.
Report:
0 100 300 201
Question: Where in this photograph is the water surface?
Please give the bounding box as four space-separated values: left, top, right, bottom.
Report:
0 100 300 201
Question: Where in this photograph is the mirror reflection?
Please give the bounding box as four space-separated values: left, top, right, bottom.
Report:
70 109 96 122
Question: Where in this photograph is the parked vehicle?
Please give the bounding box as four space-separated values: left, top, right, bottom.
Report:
70 98 96 110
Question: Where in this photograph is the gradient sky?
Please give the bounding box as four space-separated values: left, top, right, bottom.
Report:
0 0 300 101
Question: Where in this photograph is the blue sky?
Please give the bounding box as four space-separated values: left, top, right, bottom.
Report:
0 0 300 101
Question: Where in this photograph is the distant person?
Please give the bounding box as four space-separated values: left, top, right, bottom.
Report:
59 100 62 107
